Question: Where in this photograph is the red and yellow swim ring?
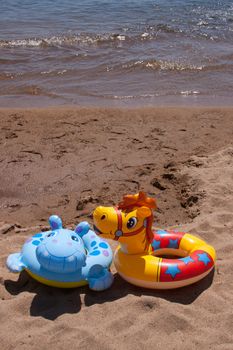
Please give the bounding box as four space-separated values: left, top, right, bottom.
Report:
114 229 216 289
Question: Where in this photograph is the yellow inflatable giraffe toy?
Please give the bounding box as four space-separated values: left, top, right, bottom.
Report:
93 192 216 289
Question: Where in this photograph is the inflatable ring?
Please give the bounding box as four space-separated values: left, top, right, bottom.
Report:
6 216 113 291
114 229 216 289
93 192 216 289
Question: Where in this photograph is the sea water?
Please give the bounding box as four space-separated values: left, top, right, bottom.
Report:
0 0 233 107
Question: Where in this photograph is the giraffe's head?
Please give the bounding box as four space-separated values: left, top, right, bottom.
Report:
93 192 157 254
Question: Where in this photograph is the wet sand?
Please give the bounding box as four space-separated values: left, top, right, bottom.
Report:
0 107 233 350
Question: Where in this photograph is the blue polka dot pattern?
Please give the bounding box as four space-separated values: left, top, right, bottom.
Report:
91 241 97 247
90 250 100 256
33 233 43 238
99 242 108 249
32 240 41 246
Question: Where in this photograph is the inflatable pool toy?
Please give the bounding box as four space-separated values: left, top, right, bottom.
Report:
6 215 113 291
93 192 216 289
7 215 113 290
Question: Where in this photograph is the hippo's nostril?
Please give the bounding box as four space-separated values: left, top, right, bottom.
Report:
101 215 106 220
47 232 55 238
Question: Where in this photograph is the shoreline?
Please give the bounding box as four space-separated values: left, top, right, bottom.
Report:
1 94 233 110
1 104 233 113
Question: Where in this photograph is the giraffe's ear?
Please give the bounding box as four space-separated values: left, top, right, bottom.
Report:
136 206 151 218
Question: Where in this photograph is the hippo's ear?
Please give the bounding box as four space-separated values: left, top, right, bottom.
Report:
49 215 63 230
75 221 90 237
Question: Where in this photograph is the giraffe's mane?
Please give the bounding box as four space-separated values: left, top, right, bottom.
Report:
118 191 157 211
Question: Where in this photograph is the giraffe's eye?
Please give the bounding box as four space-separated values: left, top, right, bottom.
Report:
127 217 137 229
71 235 79 242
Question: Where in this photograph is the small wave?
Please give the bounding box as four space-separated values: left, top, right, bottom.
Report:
113 93 160 100
0 38 44 48
0 33 131 48
121 59 233 73
110 91 202 100
0 84 59 98
0 58 30 64
119 59 204 72
180 90 200 96
0 24 186 49
197 20 209 27
0 72 26 81
0 68 73 81
19 85 49 96
153 23 182 34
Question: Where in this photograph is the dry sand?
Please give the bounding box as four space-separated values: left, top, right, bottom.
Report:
0 107 233 350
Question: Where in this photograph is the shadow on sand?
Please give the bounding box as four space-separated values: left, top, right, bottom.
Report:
4 269 214 320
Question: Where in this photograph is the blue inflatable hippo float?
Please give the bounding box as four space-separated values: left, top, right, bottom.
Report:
6 215 113 291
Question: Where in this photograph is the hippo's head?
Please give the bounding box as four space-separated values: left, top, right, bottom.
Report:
36 215 86 274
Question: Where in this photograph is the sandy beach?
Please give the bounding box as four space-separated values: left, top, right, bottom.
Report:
0 106 233 350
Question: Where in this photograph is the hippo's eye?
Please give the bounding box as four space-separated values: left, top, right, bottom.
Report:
127 217 137 229
47 232 55 237
101 214 106 220
71 235 79 242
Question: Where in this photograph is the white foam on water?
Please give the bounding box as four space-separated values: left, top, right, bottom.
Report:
180 90 200 96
